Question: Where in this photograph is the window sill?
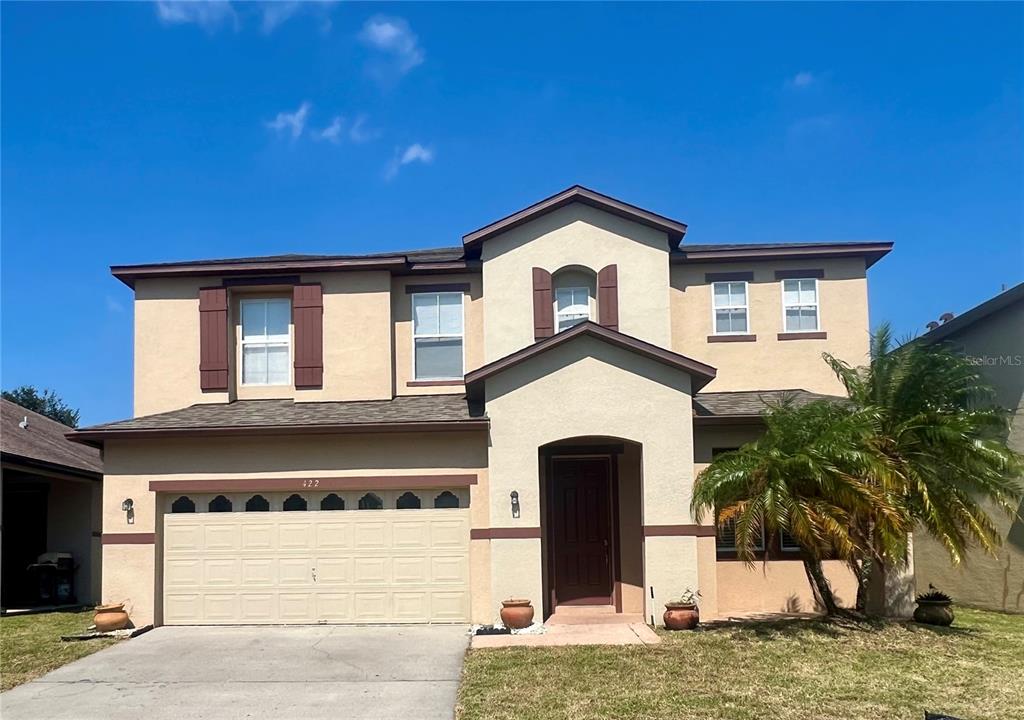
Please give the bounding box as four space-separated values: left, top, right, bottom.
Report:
707 334 757 343
406 380 464 387
777 331 827 340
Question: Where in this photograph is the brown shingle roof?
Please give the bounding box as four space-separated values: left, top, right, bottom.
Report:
1 399 103 476
70 395 487 444
693 389 845 418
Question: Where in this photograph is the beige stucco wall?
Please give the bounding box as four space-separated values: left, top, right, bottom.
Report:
670 257 870 395
716 560 858 616
132 272 393 417
391 274 484 395
913 300 1024 612
482 333 696 624
101 431 488 626
481 204 672 362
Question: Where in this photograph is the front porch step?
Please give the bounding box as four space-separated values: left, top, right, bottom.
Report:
546 607 646 626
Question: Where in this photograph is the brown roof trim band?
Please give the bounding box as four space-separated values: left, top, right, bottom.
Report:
777 332 828 341
102 533 156 545
693 415 764 426
643 524 717 537
69 419 489 445
470 527 543 540
707 334 756 343
149 474 478 494
674 242 893 268
775 269 824 280
705 271 753 283
404 283 471 294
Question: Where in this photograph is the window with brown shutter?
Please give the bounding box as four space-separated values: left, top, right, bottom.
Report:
198 287 229 392
532 267 553 340
597 264 619 331
292 284 323 388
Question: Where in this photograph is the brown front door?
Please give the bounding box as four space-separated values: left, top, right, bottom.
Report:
550 457 613 606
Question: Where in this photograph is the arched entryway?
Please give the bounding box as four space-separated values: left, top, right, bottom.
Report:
539 437 643 619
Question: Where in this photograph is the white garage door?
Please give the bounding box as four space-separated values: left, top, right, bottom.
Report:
161 489 470 625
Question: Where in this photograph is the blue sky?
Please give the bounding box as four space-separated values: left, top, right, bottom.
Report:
2 2 1022 426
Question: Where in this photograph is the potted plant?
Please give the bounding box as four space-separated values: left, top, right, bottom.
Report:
663 588 701 630
913 588 954 626
499 598 535 629
94 602 130 632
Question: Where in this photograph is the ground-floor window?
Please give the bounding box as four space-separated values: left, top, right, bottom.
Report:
163 488 469 514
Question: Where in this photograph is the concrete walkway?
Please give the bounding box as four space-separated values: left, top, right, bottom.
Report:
471 620 660 647
0 625 469 720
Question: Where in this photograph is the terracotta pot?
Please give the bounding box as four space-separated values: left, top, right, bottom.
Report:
913 600 954 627
499 599 535 630
663 603 699 630
94 603 130 632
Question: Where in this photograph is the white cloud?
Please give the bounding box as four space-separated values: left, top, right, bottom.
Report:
385 143 434 180
258 1 301 33
266 101 311 139
348 115 379 143
789 71 815 88
154 1 238 32
358 15 424 74
315 116 344 143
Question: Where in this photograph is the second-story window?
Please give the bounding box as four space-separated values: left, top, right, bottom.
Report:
712 281 748 334
555 287 591 332
782 279 819 332
413 292 464 380
241 298 291 386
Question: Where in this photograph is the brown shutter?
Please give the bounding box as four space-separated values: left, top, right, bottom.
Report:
293 284 324 389
198 288 229 392
532 267 553 340
597 264 619 331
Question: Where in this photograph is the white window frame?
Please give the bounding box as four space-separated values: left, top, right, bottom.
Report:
711 281 750 335
555 286 591 332
780 530 801 553
239 298 292 387
716 516 766 553
781 278 821 333
411 291 465 381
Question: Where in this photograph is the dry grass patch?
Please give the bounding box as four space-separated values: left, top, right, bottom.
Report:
457 608 1023 720
0 609 118 692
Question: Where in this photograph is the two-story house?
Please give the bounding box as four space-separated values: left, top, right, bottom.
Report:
71 186 892 628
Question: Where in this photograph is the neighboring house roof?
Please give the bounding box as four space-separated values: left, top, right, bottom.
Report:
1 399 103 477
916 282 1024 345
69 395 487 445
692 389 845 424
465 321 717 395
461 185 689 251
674 241 893 268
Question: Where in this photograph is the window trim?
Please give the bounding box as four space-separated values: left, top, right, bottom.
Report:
239 297 292 387
554 286 592 332
411 291 465 381
711 281 750 335
780 278 821 333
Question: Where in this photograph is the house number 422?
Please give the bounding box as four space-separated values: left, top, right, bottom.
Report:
302 479 321 488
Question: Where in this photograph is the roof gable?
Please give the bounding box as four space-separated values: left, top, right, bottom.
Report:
465 321 716 397
462 186 688 255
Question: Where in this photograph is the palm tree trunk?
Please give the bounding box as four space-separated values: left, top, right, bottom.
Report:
802 555 840 615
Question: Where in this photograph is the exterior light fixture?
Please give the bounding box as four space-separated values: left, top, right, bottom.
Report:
510 490 520 519
122 498 135 525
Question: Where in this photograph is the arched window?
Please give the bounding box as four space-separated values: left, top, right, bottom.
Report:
552 268 595 332
358 492 383 510
433 491 460 509
320 493 344 511
245 494 270 512
283 494 308 511
171 496 195 513
396 492 421 510
209 495 232 512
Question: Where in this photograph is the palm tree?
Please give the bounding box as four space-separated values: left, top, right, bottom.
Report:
691 398 897 616
824 323 1024 614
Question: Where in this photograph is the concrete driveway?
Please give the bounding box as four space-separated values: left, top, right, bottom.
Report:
0 625 469 720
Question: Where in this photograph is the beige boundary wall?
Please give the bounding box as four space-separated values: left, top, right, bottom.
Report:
101 431 489 626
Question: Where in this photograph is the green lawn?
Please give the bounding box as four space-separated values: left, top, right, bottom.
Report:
457 608 1023 720
0 609 118 692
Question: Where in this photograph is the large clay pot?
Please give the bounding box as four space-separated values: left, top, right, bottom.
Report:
499 599 535 629
913 600 954 626
94 603 130 632
663 603 699 630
